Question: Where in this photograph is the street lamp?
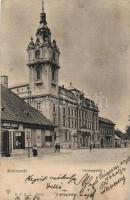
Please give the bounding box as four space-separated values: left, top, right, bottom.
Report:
26 130 31 157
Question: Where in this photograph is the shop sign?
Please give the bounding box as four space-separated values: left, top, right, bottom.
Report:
2 123 18 129
2 123 10 128
11 124 18 128
15 132 22 137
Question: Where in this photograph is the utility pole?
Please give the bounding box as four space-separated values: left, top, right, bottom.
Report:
26 130 31 157
27 140 30 157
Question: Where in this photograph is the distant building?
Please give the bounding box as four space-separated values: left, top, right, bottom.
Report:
125 126 130 147
99 117 115 148
114 129 128 148
0 78 54 157
10 5 99 149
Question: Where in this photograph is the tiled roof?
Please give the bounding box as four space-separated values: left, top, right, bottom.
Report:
99 117 115 125
1 85 53 128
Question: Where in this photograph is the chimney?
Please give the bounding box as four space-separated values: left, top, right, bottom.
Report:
1 75 8 88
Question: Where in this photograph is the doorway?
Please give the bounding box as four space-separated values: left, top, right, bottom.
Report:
13 131 25 149
1 131 10 157
101 138 104 148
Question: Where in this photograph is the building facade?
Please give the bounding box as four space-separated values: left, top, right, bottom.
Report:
99 117 115 148
114 129 128 148
10 5 100 149
1 80 55 156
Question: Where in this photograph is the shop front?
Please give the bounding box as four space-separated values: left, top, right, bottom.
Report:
1 123 54 156
1 84 55 157
13 131 25 149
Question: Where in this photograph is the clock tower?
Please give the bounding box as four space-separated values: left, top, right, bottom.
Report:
26 4 60 97
26 2 60 128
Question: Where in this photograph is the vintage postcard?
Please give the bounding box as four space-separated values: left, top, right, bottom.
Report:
0 0 130 199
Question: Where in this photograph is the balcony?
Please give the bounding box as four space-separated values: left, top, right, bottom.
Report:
35 79 43 85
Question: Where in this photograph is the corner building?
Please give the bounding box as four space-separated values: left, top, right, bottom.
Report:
10 5 99 149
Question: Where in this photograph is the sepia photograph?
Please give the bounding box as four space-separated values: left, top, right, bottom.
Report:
0 0 130 199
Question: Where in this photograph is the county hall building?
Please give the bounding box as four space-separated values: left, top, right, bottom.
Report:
10 3 114 149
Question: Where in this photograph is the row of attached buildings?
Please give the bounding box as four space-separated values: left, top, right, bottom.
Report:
0 76 116 157
0 3 123 156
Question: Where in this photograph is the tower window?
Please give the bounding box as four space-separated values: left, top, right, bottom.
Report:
35 50 40 59
36 68 41 80
53 52 56 60
52 70 56 82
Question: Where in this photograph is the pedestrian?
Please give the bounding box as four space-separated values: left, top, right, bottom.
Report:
32 145 38 157
57 143 60 152
55 143 60 152
90 143 92 152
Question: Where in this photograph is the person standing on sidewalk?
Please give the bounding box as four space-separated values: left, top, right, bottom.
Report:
32 145 38 157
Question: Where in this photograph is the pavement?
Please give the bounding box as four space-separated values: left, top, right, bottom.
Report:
5 147 130 165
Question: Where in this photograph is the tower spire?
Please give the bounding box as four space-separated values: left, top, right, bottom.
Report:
42 0 44 12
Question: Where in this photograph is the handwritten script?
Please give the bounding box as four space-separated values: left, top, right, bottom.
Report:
24 156 130 200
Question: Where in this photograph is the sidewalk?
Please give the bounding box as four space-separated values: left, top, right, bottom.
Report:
11 147 55 157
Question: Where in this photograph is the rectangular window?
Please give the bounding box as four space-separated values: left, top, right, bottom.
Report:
45 136 52 142
36 68 41 80
71 108 73 116
68 107 70 116
53 103 56 112
53 103 56 124
52 70 56 81
75 120 77 129
54 132 56 141
37 103 42 112
75 109 77 117
69 132 71 141
65 132 67 141
72 120 73 129
68 118 70 128
35 50 40 59
63 107 66 115
63 117 65 127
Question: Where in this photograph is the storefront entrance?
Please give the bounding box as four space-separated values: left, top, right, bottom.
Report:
13 131 25 149
80 132 90 148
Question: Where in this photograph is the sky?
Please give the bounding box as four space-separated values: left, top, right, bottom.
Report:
1 0 130 131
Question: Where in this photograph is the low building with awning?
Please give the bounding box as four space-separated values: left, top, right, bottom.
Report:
0 84 55 157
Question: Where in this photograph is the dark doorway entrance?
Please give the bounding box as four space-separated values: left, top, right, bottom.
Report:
2 131 11 157
101 138 104 148
13 131 25 149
